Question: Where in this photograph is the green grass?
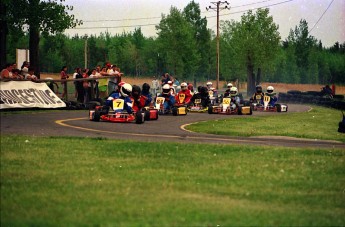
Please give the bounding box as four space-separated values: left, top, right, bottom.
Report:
1 136 344 226
186 106 345 142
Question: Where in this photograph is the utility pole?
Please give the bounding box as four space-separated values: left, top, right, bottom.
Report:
207 1 230 90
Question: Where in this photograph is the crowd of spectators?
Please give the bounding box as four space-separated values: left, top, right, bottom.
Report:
0 61 38 81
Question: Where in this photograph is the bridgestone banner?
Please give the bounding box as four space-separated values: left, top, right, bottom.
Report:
0 81 66 109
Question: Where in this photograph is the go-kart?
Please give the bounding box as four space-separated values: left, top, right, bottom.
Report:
154 96 187 116
208 97 252 115
89 98 145 124
142 105 159 120
251 95 288 112
187 99 208 113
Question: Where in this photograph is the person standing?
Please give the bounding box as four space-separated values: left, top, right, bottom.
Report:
0 63 14 79
151 76 160 95
60 66 69 99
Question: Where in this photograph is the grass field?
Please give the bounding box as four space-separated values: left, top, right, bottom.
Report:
1 136 344 226
186 106 345 143
1 106 345 226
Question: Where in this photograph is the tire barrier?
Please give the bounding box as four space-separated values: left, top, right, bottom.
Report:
279 91 345 110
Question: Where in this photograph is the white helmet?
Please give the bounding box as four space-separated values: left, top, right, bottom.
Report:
227 83 233 88
230 87 238 97
267 86 274 93
181 82 187 90
120 83 132 97
206 81 212 86
162 84 171 94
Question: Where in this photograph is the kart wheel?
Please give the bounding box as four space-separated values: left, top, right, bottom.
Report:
172 107 178 116
93 109 101 121
135 111 145 124
238 106 243 115
208 106 213 114
276 104 282 112
144 110 150 121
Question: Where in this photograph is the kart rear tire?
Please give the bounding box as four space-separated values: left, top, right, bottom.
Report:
238 106 243 115
276 104 282 112
172 107 178 116
208 106 213 114
144 110 151 121
135 111 145 124
93 109 101 122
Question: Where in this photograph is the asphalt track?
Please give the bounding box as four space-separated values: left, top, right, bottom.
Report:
1 104 344 149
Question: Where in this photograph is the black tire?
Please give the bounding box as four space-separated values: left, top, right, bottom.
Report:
276 104 282 112
144 110 150 121
135 111 144 124
172 107 178 116
93 109 101 122
208 106 213 114
238 106 243 115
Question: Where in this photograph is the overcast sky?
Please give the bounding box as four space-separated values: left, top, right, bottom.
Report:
64 0 345 47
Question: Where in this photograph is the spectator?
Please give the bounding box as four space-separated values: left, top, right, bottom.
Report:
12 68 24 80
0 63 14 79
26 67 38 81
108 64 121 95
72 67 79 98
82 68 91 103
21 61 30 78
75 68 84 103
60 66 69 99
151 76 160 95
98 66 109 99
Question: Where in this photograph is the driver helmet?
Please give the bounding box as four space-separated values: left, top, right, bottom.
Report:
132 85 141 98
256 85 263 93
206 81 212 88
120 83 132 97
230 87 238 97
181 82 187 91
162 84 171 95
142 83 150 93
267 86 274 94
227 83 233 88
200 86 208 95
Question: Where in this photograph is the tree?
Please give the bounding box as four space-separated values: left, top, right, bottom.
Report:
183 1 211 81
221 8 280 95
3 0 81 78
156 6 200 79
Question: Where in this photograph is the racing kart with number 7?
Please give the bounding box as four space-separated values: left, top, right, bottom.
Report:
89 98 145 124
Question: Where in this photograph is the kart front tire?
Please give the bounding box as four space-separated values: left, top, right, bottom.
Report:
93 109 101 122
276 104 282 112
238 106 243 115
135 111 145 124
144 110 150 121
208 106 213 114
172 107 178 116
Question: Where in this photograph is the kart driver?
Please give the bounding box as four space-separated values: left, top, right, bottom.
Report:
223 83 233 98
264 85 278 106
229 87 241 110
155 84 176 112
130 85 147 112
176 82 192 105
189 86 210 108
105 82 133 113
141 83 153 106
250 85 264 104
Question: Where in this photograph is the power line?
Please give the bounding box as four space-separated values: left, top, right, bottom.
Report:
82 0 279 23
68 0 294 30
309 0 334 33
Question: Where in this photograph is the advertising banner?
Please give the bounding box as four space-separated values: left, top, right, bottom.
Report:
0 81 66 109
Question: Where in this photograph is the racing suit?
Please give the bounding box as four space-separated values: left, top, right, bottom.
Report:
264 92 278 106
176 89 192 105
250 92 264 105
190 91 210 108
105 92 133 113
141 90 153 106
230 96 241 110
131 95 147 112
156 93 176 111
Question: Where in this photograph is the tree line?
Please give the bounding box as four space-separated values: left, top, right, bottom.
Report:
2 0 344 94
